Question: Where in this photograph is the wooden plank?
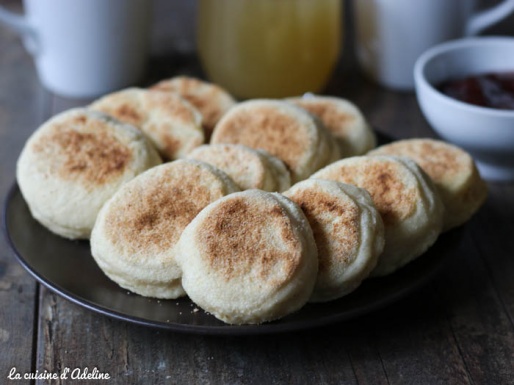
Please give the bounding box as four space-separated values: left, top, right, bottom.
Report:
472 184 514 320
37 287 362 385
363 285 472 385
0 0 49 379
364 186 514 385
437 185 514 385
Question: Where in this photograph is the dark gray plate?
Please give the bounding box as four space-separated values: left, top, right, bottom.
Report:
3 183 463 335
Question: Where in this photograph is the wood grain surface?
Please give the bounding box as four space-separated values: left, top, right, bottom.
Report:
1 0 514 384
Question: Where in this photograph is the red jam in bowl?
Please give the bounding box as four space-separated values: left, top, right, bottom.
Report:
437 71 514 110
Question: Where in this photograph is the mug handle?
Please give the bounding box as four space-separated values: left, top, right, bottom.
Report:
466 0 514 35
0 6 38 54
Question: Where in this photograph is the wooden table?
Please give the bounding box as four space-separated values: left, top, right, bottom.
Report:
1 1 514 384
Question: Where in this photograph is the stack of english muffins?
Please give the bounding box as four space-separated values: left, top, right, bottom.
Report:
16 76 488 325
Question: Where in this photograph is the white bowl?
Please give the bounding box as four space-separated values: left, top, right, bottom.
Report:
414 37 514 182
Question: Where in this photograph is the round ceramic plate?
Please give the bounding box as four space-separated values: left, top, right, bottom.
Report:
3 183 463 335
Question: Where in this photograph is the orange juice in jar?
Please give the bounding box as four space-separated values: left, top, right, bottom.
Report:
197 0 342 99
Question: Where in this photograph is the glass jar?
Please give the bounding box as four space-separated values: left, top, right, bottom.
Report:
197 0 342 99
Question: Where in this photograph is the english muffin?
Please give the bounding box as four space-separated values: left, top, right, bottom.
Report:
368 138 487 231
284 179 384 302
211 99 338 182
90 87 204 160
288 95 376 157
187 144 291 192
176 190 318 325
311 156 444 276
90 159 240 299
16 108 161 240
150 76 236 139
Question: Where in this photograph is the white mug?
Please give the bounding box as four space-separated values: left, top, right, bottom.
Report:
354 0 514 90
0 0 152 98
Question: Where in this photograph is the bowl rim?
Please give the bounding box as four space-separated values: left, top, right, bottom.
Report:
414 36 514 119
